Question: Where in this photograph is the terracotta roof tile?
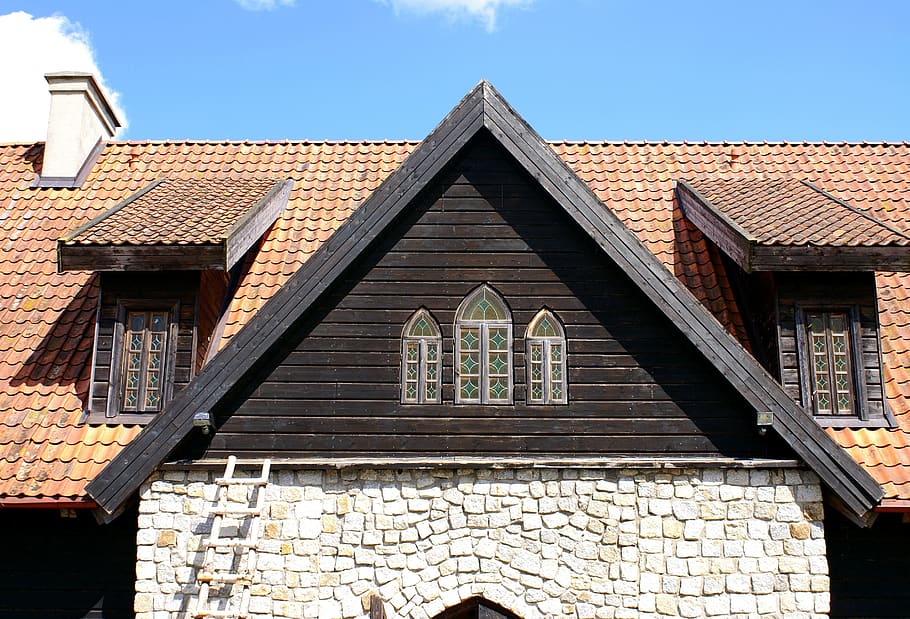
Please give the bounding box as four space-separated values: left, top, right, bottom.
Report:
684 176 910 247
2 140 910 501
62 176 283 246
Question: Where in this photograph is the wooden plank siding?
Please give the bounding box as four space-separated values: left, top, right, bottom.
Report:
826 508 910 618
0 507 136 618
87 272 199 423
204 135 778 459
776 272 890 427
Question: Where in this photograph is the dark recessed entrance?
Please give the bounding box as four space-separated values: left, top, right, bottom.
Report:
430 597 522 619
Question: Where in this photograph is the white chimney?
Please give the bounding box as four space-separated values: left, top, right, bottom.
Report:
40 72 121 187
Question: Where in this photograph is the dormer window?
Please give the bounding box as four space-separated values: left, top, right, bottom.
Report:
106 301 179 418
775 273 895 429
58 178 293 424
121 310 173 412
797 307 860 418
83 273 200 424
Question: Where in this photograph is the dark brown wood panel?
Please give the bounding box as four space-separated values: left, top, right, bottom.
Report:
87 272 199 422
827 508 910 618
0 507 136 618
205 134 775 459
60 243 226 272
196 270 230 374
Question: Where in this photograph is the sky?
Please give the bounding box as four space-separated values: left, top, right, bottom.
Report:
0 1 908 143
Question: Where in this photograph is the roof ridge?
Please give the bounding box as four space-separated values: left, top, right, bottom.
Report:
4 139 910 148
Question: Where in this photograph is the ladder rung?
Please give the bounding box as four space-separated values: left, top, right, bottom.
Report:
208 506 263 516
215 477 268 486
198 572 253 585
204 539 258 549
194 609 248 619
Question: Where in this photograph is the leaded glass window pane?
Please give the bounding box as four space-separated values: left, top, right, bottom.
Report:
487 326 510 401
401 309 442 404
805 310 855 417
121 309 171 413
455 285 512 404
526 309 567 404
462 289 508 322
459 327 481 402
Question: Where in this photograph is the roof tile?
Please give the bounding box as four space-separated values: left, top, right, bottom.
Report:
62 177 283 246
2 140 910 500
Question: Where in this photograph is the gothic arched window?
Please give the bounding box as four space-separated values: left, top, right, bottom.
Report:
525 308 567 404
401 308 442 403
455 285 512 404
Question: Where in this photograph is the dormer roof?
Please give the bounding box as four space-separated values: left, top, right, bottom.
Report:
677 176 910 271
58 177 292 271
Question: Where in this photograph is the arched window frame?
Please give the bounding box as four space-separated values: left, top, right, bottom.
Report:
525 308 568 405
455 285 513 404
401 308 442 404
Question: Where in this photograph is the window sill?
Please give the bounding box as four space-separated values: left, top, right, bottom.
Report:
813 416 895 429
83 412 157 426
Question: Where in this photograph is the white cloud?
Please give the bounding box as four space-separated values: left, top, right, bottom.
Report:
377 0 532 32
0 11 127 142
234 0 296 11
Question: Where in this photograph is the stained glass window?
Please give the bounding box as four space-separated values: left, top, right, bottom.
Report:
455 285 512 404
401 309 442 403
526 309 568 404
804 310 855 416
121 310 171 413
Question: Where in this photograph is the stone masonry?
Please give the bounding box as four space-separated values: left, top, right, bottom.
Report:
135 466 829 619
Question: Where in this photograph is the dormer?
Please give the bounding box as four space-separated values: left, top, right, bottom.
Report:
58 177 292 423
677 176 910 428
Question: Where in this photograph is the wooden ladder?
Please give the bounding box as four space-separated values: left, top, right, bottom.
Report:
194 456 271 619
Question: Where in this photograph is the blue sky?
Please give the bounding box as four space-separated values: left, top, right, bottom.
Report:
1 1 908 142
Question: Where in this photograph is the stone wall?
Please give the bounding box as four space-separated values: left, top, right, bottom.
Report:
135 466 830 619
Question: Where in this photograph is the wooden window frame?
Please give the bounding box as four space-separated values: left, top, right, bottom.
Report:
794 304 869 424
525 308 568 405
400 308 443 404
455 285 513 405
105 300 179 422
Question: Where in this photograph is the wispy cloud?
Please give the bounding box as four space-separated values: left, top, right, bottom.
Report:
0 11 127 142
377 0 533 32
234 0 296 11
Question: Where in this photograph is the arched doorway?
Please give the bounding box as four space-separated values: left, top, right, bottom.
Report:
430 597 522 619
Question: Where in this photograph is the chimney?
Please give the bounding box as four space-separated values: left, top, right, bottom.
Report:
39 72 121 187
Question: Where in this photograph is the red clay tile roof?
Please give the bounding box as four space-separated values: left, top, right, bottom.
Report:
2 139 910 503
682 176 910 246
61 176 284 246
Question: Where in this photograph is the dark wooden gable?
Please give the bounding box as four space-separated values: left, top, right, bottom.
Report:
204 133 775 459
88 81 881 521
